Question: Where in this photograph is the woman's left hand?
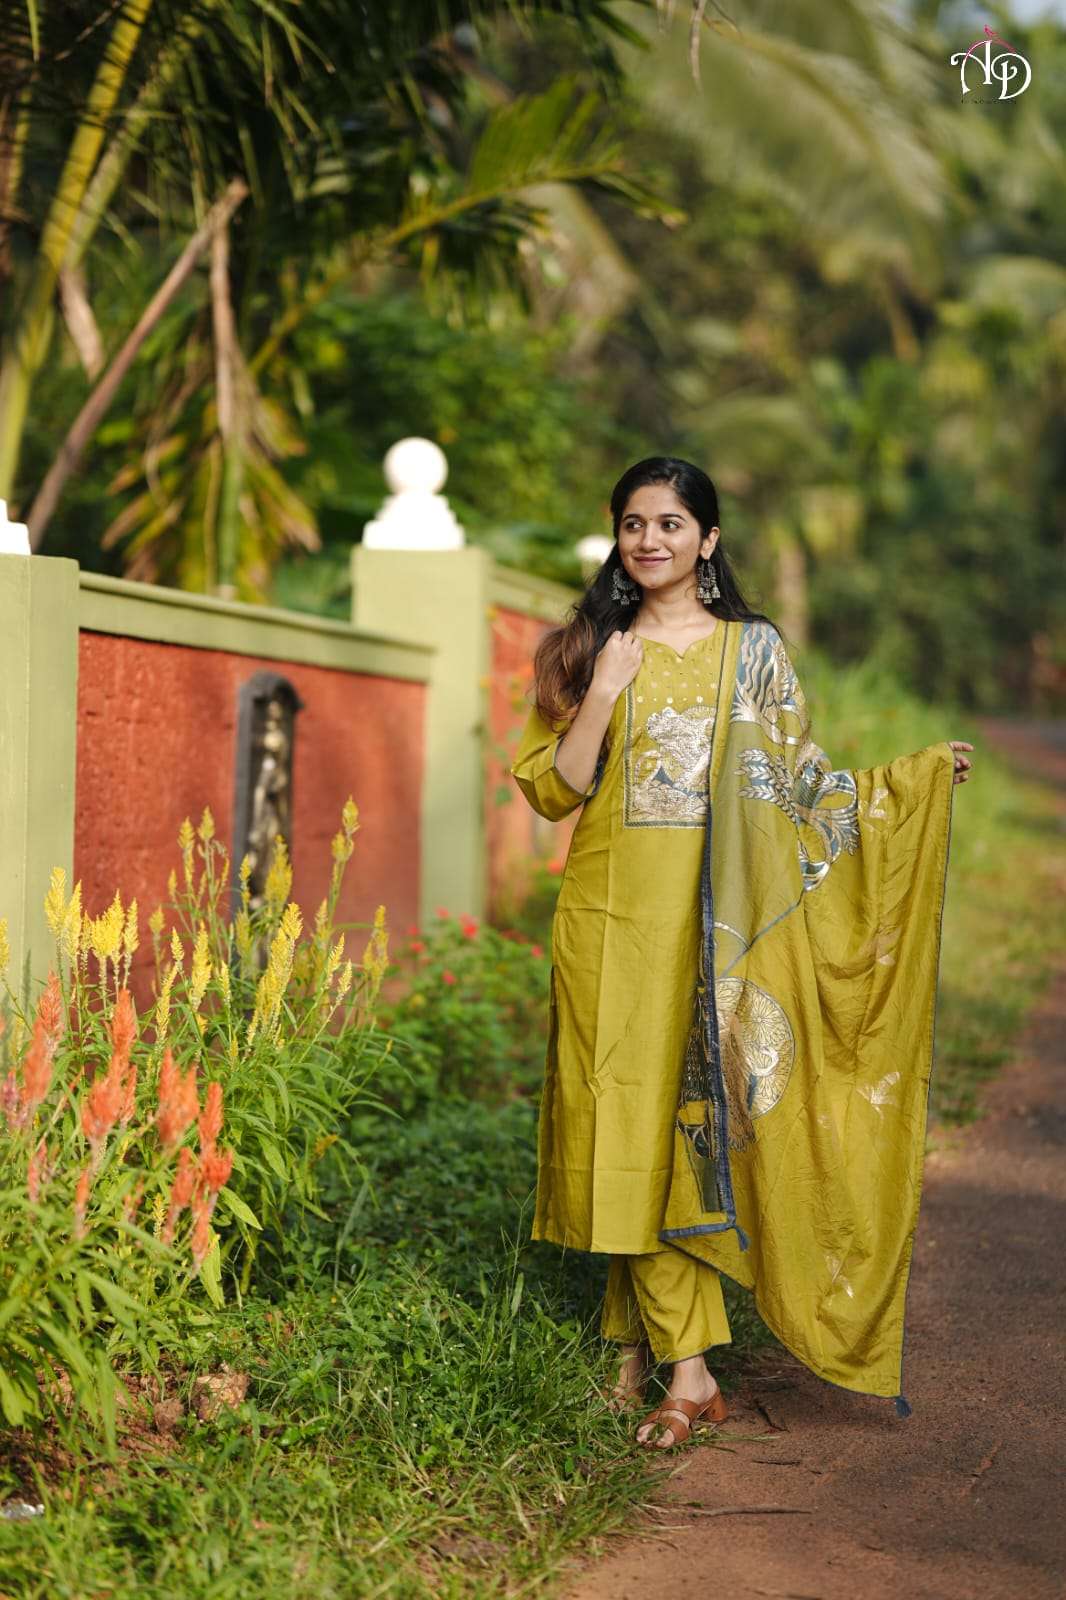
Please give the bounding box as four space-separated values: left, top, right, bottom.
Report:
948 740 974 785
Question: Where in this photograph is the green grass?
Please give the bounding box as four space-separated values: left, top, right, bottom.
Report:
2 655 1062 1597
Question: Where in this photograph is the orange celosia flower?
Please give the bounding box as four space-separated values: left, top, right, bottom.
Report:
155 1047 200 1150
198 1081 223 1152
162 1146 197 1244
190 1193 213 1268
21 1015 54 1117
110 988 137 1058
201 1145 233 1195
74 1165 91 1239
119 1058 137 1126
37 970 65 1048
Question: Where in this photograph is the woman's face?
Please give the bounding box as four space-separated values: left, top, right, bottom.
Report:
617 484 719 595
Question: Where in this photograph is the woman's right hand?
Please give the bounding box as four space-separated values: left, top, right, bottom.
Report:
590 629 644 701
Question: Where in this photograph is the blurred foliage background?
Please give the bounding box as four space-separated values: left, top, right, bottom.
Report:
2 0 1065 708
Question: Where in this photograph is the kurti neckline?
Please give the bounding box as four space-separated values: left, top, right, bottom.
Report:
630 622 721 662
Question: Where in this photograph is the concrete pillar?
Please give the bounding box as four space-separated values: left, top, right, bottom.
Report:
351 545 490 924
0 554 79 997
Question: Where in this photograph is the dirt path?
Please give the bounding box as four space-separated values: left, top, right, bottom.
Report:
563 720 1066 1600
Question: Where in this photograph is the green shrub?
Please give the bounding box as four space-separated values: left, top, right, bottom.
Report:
374 910 550 1110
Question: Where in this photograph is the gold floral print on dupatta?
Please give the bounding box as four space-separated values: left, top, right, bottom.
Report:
680 975 795 1155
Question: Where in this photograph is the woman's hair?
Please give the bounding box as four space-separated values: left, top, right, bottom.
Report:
532 455 775 725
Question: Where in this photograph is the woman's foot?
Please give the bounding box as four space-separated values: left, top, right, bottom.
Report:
606 1342 651 1412
636 1354 724 1448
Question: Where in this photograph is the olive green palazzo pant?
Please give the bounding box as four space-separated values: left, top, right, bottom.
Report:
600 1249 732 1364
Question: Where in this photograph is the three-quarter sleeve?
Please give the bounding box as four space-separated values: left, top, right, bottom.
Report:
510 704 605 822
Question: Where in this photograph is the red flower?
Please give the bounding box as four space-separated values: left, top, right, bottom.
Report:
409 940 426 955
441 970 457 986
459 917 479 940
434 906 451 919
530 944 544 958
546 858 565 875
405 923 421 938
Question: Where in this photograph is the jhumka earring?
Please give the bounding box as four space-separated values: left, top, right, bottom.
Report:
695 556 721 602
611 565 641 606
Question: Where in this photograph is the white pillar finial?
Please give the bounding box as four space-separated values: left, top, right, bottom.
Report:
0 501 31 556
362 437 465 550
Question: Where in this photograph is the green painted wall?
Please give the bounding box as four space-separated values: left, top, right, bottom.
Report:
351 546 493 923
80 572 433 682
0 556 79 999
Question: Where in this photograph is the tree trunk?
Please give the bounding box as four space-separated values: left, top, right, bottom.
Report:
26 181 249 548
0 0 155 500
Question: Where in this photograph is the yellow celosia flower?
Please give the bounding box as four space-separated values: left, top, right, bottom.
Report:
331 829 352 866
155 964 177 1039
170 928 185 966
337 961 354 997
123 899 139 961
167 869 177 900
148 906 164 938
234 910 252 960
178 819 195 887
152 1190 167 1238
264 836 292 918
189 926 211 1012
44 867 68 939
61 882 82 963
342 797 359 837
91 893 124 965
280 902 303 942
360 904 389 979
238 855 252 911
325 935 345 983
198 807 216 843
0 917 8 976
216 963 231 1004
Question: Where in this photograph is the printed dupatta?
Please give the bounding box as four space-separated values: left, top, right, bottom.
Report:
661 619 956 1412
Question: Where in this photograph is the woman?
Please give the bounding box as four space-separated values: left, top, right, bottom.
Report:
510 457 973 1452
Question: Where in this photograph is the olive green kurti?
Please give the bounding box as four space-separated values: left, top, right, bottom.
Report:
512 623 730 1255
511 617 956 1408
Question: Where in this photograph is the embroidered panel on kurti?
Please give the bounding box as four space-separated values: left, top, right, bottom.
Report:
622 634 724 828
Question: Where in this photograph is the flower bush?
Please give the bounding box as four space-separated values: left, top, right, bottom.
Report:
375 910 550 1111
0 799 388 1435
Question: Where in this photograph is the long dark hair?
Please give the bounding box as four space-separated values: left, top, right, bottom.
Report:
533 456 775 725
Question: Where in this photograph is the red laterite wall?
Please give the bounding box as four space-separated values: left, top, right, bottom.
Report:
75 632 425 1001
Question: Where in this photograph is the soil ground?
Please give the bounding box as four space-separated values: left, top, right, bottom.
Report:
562 719 1066 1600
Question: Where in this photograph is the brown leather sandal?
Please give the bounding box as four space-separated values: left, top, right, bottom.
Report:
637 1385 728 1449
